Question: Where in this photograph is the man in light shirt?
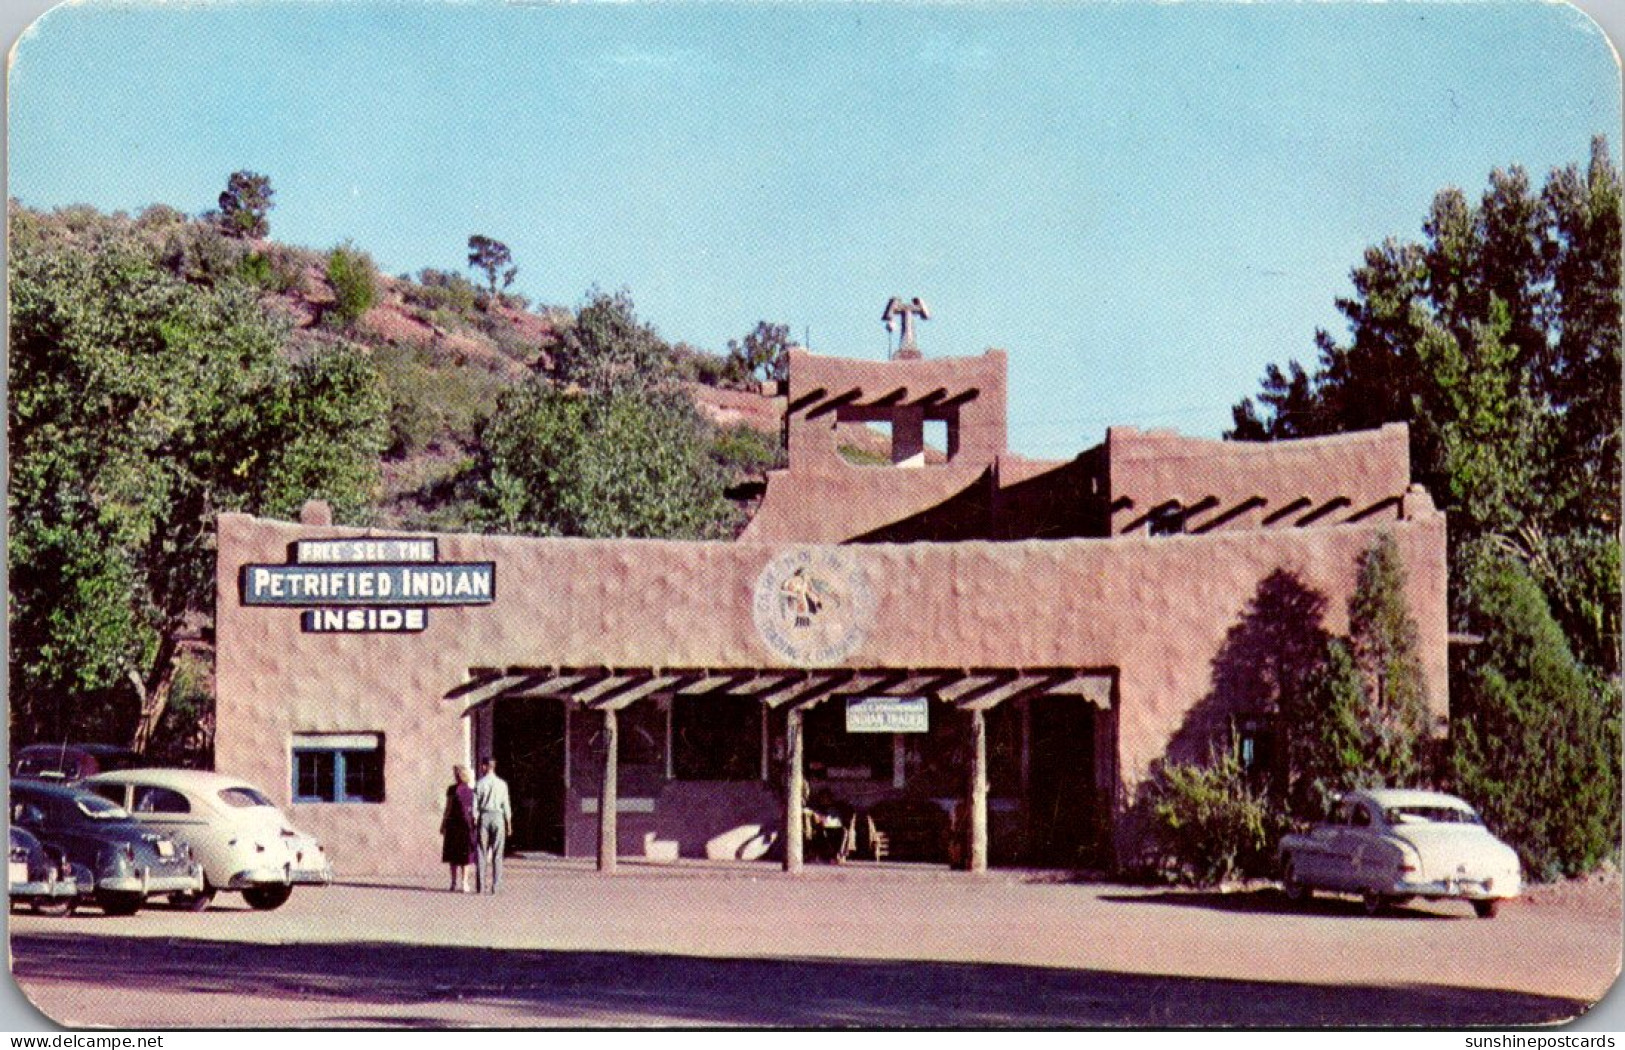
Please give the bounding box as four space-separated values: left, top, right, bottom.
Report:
473 757 512 894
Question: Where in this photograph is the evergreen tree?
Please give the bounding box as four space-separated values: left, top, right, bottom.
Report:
1276 535 1430 816
214 170 275 239
1346 533 1431 784
1451 545 1620 878
1281 637 1368 818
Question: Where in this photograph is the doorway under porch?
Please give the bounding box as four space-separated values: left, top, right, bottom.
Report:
450 666 1117 873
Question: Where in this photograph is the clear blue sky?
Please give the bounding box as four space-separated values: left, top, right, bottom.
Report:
8 1 1619 458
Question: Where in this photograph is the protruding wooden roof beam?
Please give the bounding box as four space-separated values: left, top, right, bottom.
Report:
936 671 1014 703
936 388 980 410
674 671 757 696
505 671 593 699
446 674 525 710
1262 496 1313 526
905 387 948 410
854 387 908 408
804 389 863 420
1295 496 1353 527
1042 672 1115 709
1344 495 1402 524
959 671 1072 711
1190 496 1269 534
786 387 828 414
592 674 688 710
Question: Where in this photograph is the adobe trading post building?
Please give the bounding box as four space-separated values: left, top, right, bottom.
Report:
216 314 1448 876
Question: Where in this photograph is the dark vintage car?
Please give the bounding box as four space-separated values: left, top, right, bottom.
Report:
11 780 203 915
8 826 90 916
12 743 144 781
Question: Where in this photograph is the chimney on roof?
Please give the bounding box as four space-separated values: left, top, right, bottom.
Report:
882 297 930 360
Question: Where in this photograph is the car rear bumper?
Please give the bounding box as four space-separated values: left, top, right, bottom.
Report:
226 864 331 888
100 870 205 895
1391 875 1521 900
10 877 80 901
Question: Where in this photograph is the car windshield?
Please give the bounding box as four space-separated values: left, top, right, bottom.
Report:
218 786 274 808
1384 805 1482 826
13 758 66 778
73 794 129 820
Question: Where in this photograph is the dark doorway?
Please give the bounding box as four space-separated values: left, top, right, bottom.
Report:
494 697 567 855
1027 697 1100 867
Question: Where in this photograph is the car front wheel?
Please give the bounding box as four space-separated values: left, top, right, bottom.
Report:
1282 861 1313 904
96 890 143 917
241 884 293 911
1471 898 1502 919
1361 890 1387 917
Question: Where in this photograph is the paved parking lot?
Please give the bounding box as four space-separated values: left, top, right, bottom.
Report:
8 858 1621 1028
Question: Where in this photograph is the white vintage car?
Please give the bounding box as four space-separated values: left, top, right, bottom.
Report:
83 769 333 911
1278 788 1521 918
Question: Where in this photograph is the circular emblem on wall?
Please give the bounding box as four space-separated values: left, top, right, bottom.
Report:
752 548 877 667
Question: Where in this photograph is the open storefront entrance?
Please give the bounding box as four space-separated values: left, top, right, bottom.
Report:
490 697 568 855
454 666 1117 872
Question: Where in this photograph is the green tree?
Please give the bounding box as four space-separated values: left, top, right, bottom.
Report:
725 321 792 387
1148 745 1282 884
1271 536 1430 818
466 235 517 302
325 242 378 327
1280 637 1368 818
1228 140 1619 543
1413 300 1550 537
1226 146 1620 874
1543 139 1623 530
214 170 274 240
1451 545 1621 878
475 288 737 538
8 209 388 751
1345 533 1431 784
476 381 736 540
548 289 679 396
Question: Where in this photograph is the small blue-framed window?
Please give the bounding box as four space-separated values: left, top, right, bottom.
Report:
292 733 384 803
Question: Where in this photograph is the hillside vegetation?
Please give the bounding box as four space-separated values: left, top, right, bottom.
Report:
7 197 789 760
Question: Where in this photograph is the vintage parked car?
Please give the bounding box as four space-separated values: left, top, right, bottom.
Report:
10 780 203 915
84 769 333 911
1278 788 1522 918
12 743 144 781
8 826 90 916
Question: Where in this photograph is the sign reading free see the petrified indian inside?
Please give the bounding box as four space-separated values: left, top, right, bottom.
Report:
240 537 494 634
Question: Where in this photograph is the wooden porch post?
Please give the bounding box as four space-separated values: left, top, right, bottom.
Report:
784 707 805 874
598 706 618 874
969 707 989 873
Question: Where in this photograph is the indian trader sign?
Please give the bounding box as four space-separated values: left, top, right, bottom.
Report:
240 538 494 633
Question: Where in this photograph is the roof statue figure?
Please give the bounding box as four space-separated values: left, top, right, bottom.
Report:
882 297 930 359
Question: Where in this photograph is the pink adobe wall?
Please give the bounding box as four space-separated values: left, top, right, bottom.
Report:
742 465 992 543
215 507 1446 874
744 350 1012 543
783 349 1008 471
1107 424 1413 534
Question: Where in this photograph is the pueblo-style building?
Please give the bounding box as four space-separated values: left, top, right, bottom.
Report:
214 310 1448 876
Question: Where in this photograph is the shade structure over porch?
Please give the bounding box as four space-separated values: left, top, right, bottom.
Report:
448 665 1114 874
